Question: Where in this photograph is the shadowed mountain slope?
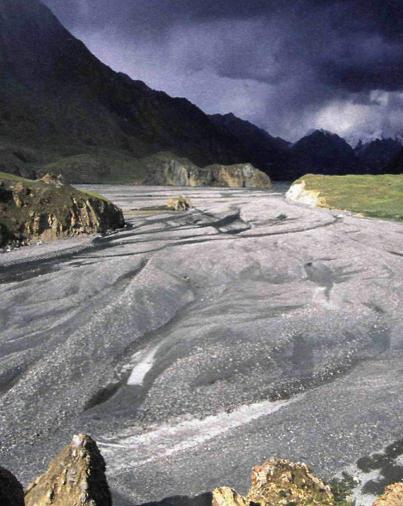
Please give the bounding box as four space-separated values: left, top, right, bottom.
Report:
0 0 255 178
355 139 402 173
209 113 290 178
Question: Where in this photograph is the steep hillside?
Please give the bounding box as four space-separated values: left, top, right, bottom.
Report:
0 0 252 179
0 1 399 182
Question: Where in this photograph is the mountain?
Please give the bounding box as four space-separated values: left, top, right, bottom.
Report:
0 0 256 180
209 113 289 178
387 146 403 173
287 130 358 177
355 138 402 172
0 0 399 183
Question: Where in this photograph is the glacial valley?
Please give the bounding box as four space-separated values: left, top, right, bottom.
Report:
1 185 403 506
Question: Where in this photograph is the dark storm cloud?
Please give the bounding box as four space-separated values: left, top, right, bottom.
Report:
42 0 403 140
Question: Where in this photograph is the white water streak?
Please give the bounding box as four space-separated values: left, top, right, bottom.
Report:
127 346 160 386
99 395 301 472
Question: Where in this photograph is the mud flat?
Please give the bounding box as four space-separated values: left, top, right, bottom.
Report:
0 185 403 506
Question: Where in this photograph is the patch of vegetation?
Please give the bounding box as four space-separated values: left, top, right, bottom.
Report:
329 473 356 505
295 174 403 220
79 189 110 202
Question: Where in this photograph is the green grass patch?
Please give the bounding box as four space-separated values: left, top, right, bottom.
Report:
295 174 403 220
0 170 38 184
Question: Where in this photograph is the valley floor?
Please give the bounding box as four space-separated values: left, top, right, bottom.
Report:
0 185 403 506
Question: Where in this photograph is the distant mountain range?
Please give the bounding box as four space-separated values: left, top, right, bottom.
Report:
0 0 402 182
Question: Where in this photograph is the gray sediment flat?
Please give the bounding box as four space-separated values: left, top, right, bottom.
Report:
0 184 403 506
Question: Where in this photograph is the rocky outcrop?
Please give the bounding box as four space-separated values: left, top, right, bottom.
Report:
25 434 112 506
373 483 403 506
205 163 271 189
141 153 272 188
0 466 25 506
0 171 124 247
41 152 272 188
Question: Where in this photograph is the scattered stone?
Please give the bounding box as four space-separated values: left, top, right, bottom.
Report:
25 434 112 506
167 196 192 211
0 466 24 506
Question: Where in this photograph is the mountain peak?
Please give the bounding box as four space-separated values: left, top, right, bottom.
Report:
303 128 340 140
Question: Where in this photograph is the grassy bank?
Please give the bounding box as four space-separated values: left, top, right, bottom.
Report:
292 174 403 220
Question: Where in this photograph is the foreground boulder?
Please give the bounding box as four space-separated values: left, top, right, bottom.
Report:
246 459 334 506
0 466 24 506
25 434 112 506
0 171 124 247
210 459 335 506
373 483 403 505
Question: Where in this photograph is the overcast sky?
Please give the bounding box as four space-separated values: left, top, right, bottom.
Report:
42 0 403 142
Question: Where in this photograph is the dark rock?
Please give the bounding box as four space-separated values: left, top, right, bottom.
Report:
0 466 24 506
